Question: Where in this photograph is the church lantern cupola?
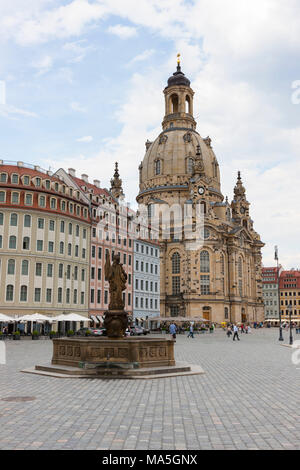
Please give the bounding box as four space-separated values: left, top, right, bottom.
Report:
162 54 196 131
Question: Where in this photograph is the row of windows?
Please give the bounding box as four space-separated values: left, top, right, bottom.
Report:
281 300 300 306
135 261 158 274
172 251 211 274
135 243 159 257
135 279 158 292
280 291 300 296
280 310 300 315
2 236 87 257
135 297 159 309
5 285 85 304
5 260 85 280
0 191 88 218
0 213 87 237
91 268 132 285
90 289 131 306
93 228 134 246
92 247 132 266
0 172 81 198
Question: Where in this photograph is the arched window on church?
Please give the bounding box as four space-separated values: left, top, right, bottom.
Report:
238 257 243 297
185 95 191 113
170 93 179 113
155 160 161 175
200 250 210 273
172 252 180 274
187 158 194 174
200 253 210 294
171 252 181 295
220 254 225 275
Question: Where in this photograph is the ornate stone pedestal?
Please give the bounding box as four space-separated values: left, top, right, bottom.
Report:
51 336 175 369
103 310 128 338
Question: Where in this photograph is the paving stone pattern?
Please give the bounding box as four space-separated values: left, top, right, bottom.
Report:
0 329 299 450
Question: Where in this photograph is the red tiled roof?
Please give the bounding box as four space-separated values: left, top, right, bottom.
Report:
70 175 111 197
0 164 62 183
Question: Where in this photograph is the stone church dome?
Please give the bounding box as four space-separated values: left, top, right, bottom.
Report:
138 59 221 198
140 129 221 192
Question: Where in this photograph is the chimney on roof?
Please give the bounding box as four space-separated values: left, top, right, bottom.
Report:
47 170 52 176
34 165 40 172
81 174 89 183
68 168 76 177
0 160 3 165
93 179 100 188
17 161 23 167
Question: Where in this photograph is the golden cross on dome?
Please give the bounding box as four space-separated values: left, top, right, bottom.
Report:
177 53 181 65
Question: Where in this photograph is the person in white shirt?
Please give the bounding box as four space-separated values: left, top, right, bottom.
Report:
233 324 240 341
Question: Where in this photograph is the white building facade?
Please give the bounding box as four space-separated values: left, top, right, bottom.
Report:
133 240 160 321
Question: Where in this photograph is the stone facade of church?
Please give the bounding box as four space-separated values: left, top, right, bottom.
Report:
136 61 264 324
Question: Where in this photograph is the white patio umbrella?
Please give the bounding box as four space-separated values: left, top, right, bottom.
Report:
54 313 91 322
17 313 54 323
0 313 15 322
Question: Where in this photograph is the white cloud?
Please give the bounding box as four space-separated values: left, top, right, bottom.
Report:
129 49 155 65
107 24 137 39
0 104 38 119
70 101 87 112
32 55 53 75
63 39 95 63
0 0 106 45
76 135 93 142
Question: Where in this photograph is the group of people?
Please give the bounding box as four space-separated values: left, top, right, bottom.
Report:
168 322 215 339
226 323 251 341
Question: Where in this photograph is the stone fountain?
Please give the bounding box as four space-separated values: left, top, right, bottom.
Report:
24 254 203 379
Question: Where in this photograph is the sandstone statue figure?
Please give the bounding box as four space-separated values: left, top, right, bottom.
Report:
104 252 127 311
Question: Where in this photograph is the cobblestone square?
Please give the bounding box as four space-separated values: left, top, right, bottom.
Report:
0 329 299 450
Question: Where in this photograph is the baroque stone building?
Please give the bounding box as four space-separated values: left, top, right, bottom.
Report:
136 61 264 324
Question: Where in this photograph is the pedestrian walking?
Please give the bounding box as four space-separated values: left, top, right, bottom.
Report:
169 322 177 340
233 324 240 341
226 326 232 338
187 324 194 338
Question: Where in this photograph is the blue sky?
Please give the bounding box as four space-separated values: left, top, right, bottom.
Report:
1 0 300 268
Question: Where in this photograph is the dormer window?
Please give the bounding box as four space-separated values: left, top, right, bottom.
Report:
11 174 19 184
23 175 30 185
45 180 50 190
0 173 7 183
54 183 59 192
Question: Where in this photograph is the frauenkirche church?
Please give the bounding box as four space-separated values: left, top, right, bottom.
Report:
136 58 264 324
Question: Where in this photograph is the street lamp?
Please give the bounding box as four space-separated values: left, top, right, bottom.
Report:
288 303 293 346
275 246 284 341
